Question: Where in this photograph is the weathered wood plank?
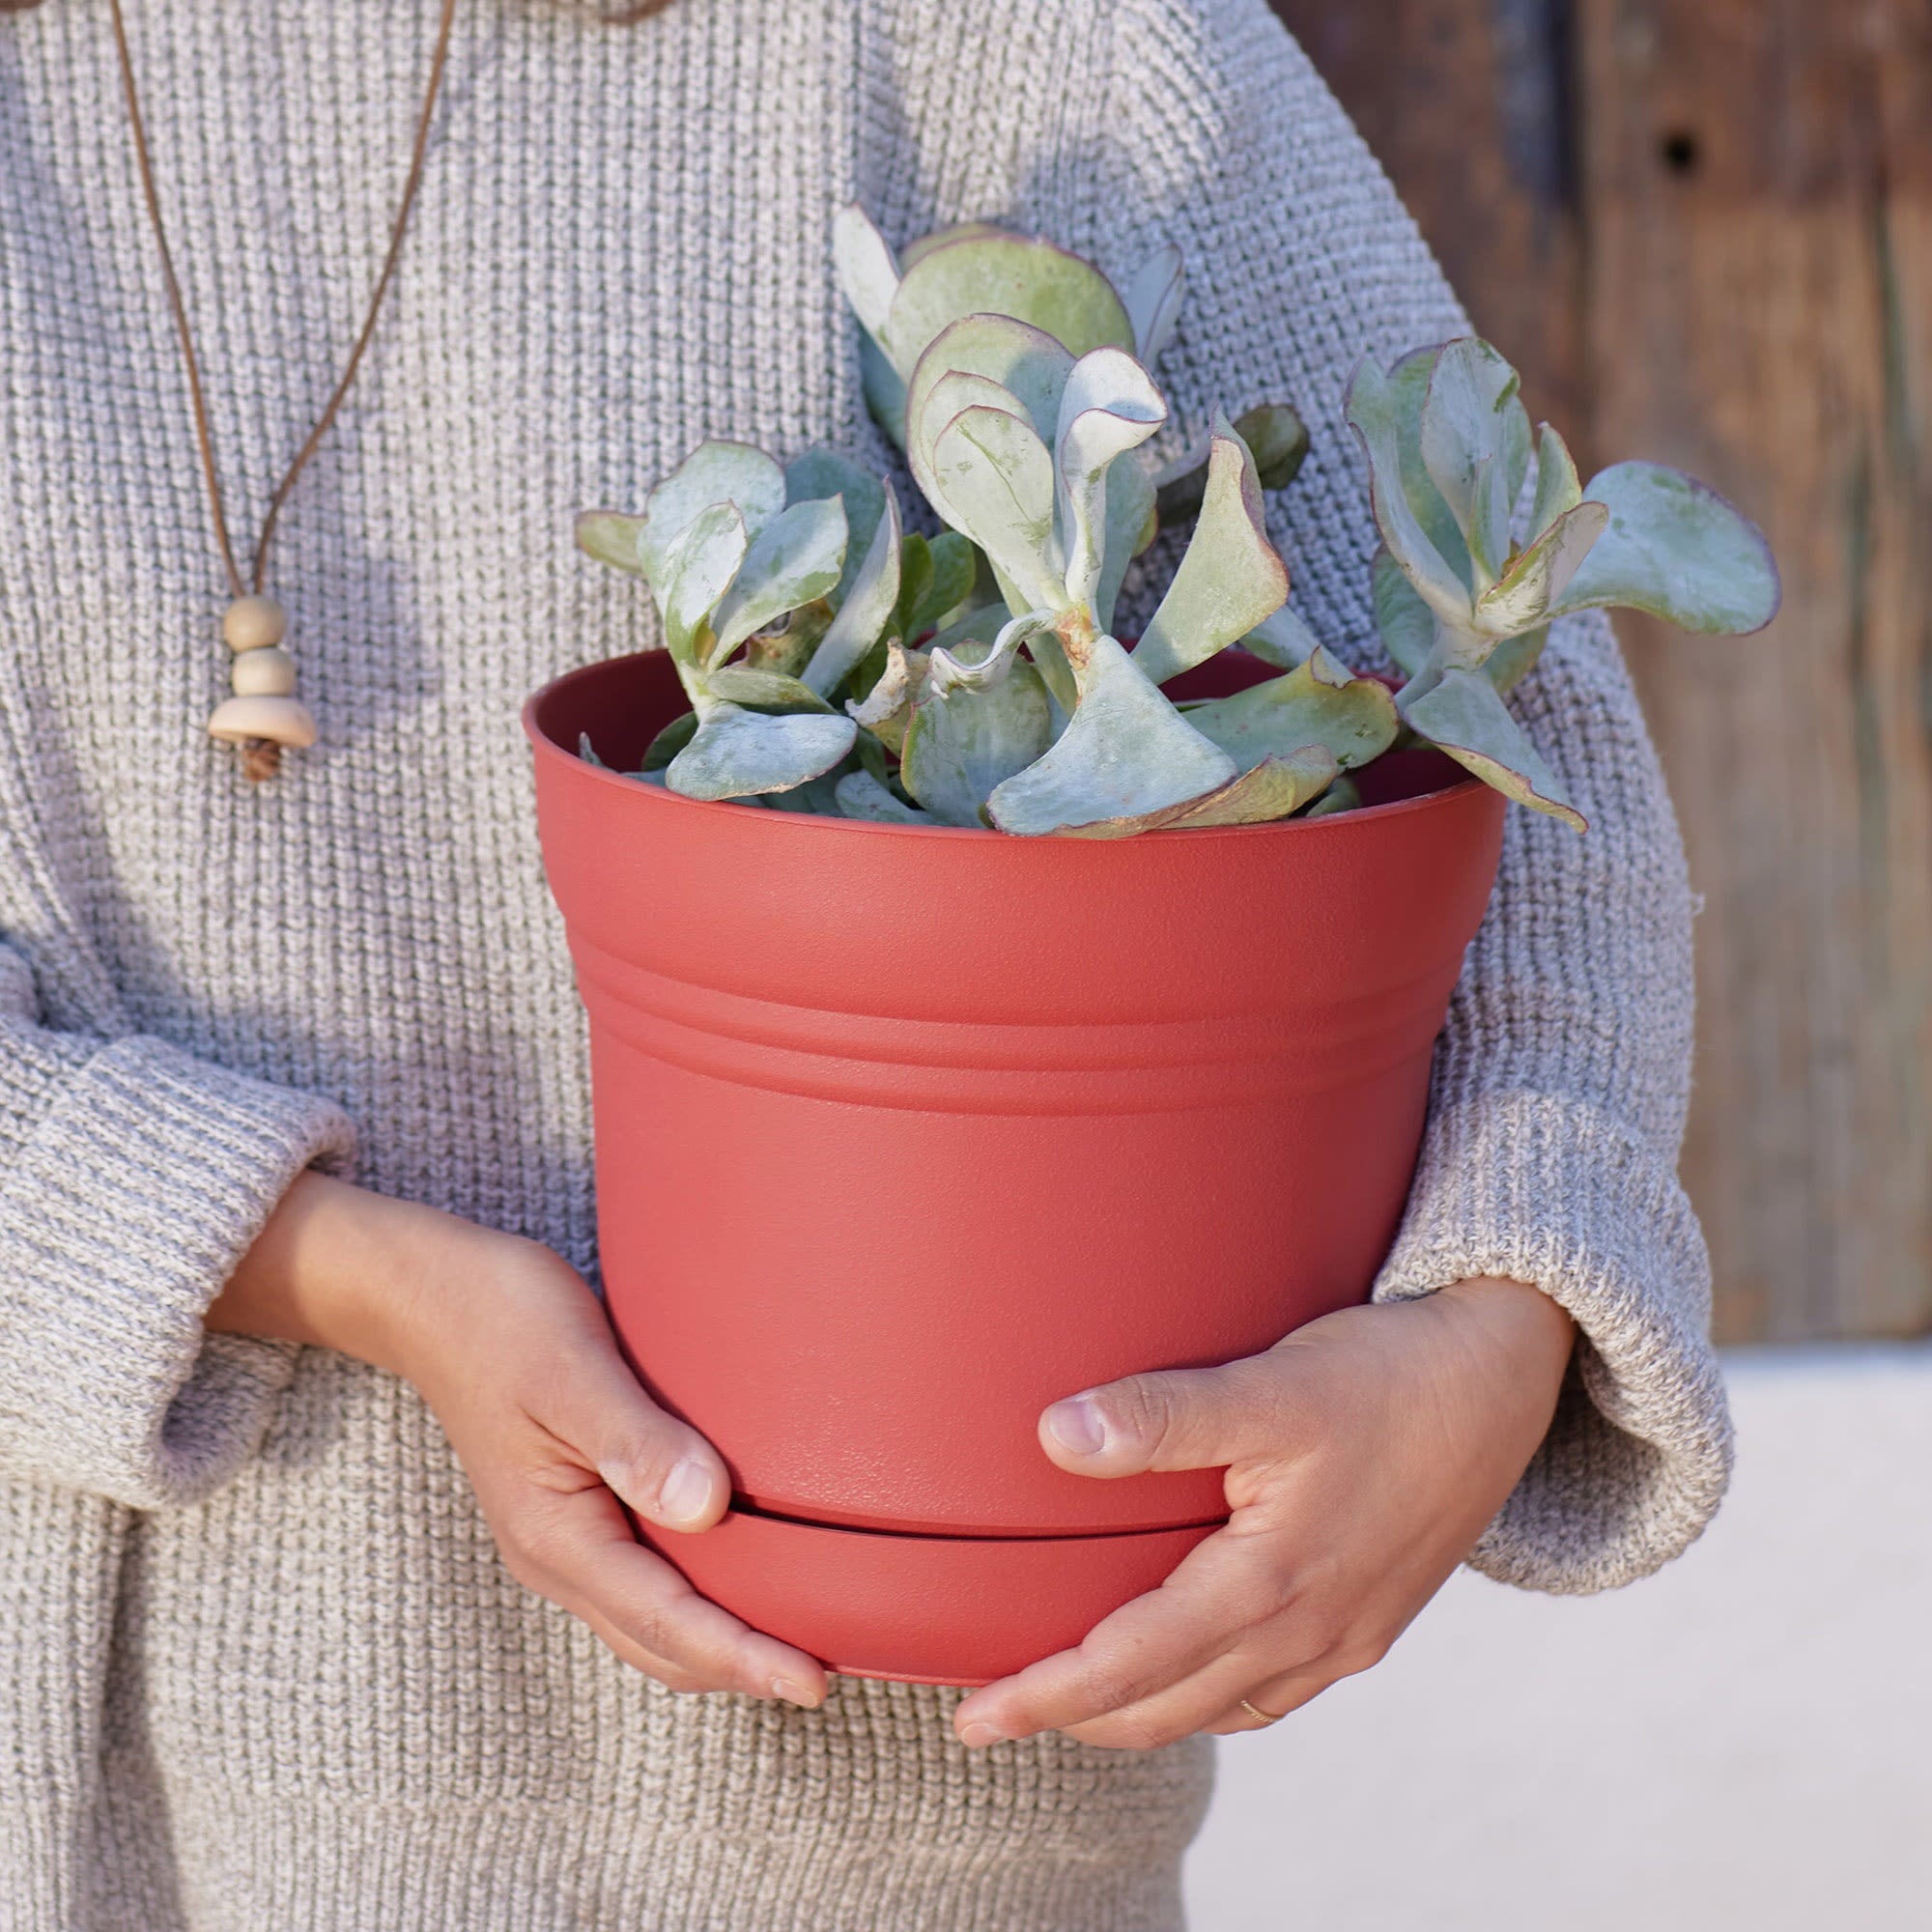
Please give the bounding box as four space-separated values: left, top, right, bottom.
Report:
1575 0 1932 1341
1275 0 1932 1341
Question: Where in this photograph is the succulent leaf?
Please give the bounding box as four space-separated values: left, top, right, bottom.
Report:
1122 242 1185 367
702 665 837 712
1402 667 1587 833
1156 746 1340 829
803 487 902 697
832 204 900 350
1372 546 1437 676
640 709 699 773
913 531 978 635
706 496 849 663
835 769 937 824
576 510 647 576
1346 355 1474 624
861 334 909 449
844 639 930 755
784 449 886 600
1302 773 1363 820
1180 644 1401 773
1382 347 1476 590
927 608 1056 696
984 633 1235 836
1054 347 1167 614
665 701 858 801
1419 339 1524 589
883 229 1134 383
1528 422 1583 541
658 500 750 671
1094 451 1158 635
901 642 1054 826
1242 603 1323 670
640 441 784 586
929 406 1065 612
1151 401 1308 524
1548 461 1783 634
906 317 1072 509
1132 414 1290 684
901 220 1008 269
1484 625 1548 696
1474 498 1608 636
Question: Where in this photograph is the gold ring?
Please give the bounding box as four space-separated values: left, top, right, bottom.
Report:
1238 1697 1283 1727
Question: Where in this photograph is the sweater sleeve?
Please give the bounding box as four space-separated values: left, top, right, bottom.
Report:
0 933 355 1511
1099 0 1730 1592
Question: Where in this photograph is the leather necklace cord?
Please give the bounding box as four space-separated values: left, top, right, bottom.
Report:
107 0 461 777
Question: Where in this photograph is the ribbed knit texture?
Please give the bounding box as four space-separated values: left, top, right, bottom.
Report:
0 1 1728 1924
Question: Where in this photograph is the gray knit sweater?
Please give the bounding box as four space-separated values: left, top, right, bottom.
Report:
0 2 1729 1926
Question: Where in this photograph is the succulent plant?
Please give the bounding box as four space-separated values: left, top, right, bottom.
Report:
1348 338 1781 830
573 211 1779 838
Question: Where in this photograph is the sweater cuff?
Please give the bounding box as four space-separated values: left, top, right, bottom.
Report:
1373 1090 1732 1595
0 1036 355 1510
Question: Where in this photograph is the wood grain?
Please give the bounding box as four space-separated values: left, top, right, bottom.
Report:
1273 0 1932 1341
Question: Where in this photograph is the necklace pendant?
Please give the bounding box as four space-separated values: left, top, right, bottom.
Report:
206 595 317 779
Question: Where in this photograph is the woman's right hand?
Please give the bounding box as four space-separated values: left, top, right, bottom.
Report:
208 1171 828 1708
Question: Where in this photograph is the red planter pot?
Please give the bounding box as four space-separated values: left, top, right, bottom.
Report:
525 649 1505 1685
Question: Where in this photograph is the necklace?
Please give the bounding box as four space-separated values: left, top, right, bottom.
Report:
108 0 461 781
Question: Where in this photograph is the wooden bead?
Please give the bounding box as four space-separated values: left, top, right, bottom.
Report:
230 645 298 696
207 694 317 749
222 595 287 653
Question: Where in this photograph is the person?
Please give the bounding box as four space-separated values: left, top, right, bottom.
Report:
0 0 1730 1925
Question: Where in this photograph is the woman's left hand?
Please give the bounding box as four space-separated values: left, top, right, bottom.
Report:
952 1276 1575 1751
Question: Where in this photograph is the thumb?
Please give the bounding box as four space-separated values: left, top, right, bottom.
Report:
559 1344 734 1535
1038 1352 1299 1479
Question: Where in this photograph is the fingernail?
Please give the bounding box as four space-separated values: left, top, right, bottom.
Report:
1044 1395 1107 1457
655 1455 716 1528
772 1677 820 1709
959 1721 1008 1749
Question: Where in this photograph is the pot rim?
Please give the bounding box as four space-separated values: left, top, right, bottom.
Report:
524 651 1486 842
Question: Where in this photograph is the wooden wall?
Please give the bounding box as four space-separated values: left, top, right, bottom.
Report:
1272 0 1932 1343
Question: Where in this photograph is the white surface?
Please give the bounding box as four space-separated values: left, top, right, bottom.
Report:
1185 1346 1932 1931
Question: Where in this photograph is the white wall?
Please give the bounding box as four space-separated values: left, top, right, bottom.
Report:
1186 1346 1932 1931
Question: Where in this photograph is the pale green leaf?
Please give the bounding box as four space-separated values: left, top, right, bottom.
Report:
914 530 978 634
1484 625 1548 696
883 230 1133 381
1054 347 1167 614
1156 747 1340 829
708 497 848 662
1122 241 1184 367
658 501 749 671
833 203 900 348
1133 413 1289 684
1549 461 1782 634
1403 666 1587 832
1242 603 1323 670
1528 422 1582 542
1372 546 1437 676
905 316 1071 513
1303 774 1362 820
576 510 647 576
1475 499 1608 636
984 633 1235 836
902 644 1054 826
929 405 1065 612
835 769 937 824
804 487 901 697
665 702 857 801
1181 644 1400 773
702 665 836 712
1346 355 1474 624
785 449 886 603
640 441 784 587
